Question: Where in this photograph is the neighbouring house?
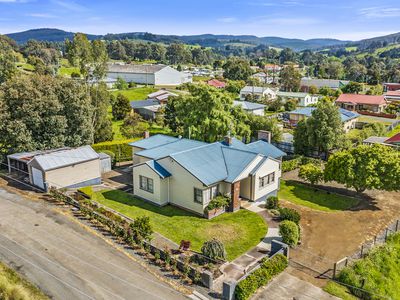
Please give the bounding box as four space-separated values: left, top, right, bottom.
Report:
363 133 400 148
277 91 320 106
207 79 226 89
130 99 162 120
240 86 277 101
129 134 286 217
383 83 400 92
234 100 266 116
335 94 387 113
264 64 282 72
147 90 178 104
288 107 359 132
300 77 349 92
384 90 400 103
7 146 103 191
272 132 295 154
88 77 118 89
251 72 276 84
107 64 192 86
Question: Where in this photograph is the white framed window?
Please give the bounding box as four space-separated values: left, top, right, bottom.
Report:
139 175 154 193
259 172 275 189
194 185 219 204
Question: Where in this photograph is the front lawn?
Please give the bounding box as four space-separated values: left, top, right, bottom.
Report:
278 180 359 212
89 189 267 261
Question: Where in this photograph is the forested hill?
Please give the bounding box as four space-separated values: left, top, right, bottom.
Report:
6 28 345 50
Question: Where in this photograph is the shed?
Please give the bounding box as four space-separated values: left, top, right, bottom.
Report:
99 152 112 173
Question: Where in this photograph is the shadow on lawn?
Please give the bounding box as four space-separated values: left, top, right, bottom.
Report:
285 180 380 212
102 190 203 218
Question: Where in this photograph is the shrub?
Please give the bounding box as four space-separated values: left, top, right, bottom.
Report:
278 207 301 224
130 216 153 242
266 196 279 209
299 163 324 185
282 157 301 172
92 138 138 162
70 71 80 78
78 186 94 198
235 254 288 300
201 238 226 261
279 220 299 247
204 195 230 212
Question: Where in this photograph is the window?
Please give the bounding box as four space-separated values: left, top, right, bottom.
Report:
194 185 219 204
194 188 203 204
259 172 275 189
139 175 154 193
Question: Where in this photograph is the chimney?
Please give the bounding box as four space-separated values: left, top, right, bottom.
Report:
224 135 233 146
143 131 150 139
257 130 271 143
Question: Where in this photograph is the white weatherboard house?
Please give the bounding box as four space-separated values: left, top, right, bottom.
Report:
277 91 320 107
129 135 286 217
7 146 103 191
240 86 277 101
107 64 192 86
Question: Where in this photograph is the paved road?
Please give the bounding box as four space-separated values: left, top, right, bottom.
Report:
0 187 187 300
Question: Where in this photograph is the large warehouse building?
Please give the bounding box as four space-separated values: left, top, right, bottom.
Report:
107 64 192 86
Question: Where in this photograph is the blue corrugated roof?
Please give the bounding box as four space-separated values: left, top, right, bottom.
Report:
145 161 171 178
222 147 259 182
136 139 207 160
233 100 266 111
246 140 286 159
289 107 359 122
128 134 178 150
218 137 249 151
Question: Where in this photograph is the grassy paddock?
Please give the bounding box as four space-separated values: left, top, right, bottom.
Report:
324 282 357 300
111 87 158 100
335 232 400 299
0 261 48 300
278 180 359 212
89 189 267 261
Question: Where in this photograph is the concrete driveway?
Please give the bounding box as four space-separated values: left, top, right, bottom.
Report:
0 187 187 300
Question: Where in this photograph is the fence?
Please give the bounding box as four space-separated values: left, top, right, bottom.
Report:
50 189 220 289
387 119 400 132
333 218 400 278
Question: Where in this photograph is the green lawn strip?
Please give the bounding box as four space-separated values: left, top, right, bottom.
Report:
0 261 49 300
91 189 267 261
324 281 358 300
336 232 400 299
357 116 393 126
387 125 400 137
278 180 359 212
111 87 158 100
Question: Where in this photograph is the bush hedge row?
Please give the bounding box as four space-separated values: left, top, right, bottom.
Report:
278 207 301 224
282 155 322 173
235 254 288 300
92 138 138 162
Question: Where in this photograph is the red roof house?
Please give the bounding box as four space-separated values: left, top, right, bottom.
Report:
207 79 226 89
384 90 400 102
385 133 400 145
335 94 387 113
383 83 400 92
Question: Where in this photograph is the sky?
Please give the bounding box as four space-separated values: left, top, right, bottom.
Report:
0 0 400 41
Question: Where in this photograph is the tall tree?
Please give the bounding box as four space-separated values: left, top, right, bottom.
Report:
0 35 17 83
324 144 400 193
280 65 301 92
90 83 113 143
223 57 253 81
112 93 131 120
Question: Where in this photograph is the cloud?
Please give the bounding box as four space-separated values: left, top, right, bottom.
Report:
359 7 400 18
27 13 57 18
52 0 86 12
217 17 237 23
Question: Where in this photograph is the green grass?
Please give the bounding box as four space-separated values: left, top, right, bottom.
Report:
336 232 400 300
387 125 400 137
90 189 267 261
16 62 35 72
193 75 211 82
0 261 48 300
111 87 158 100
358 115 394 126
324 282 358 300
278 180 359 212
58 66 80 77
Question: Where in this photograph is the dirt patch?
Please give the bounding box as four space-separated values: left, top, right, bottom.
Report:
282 170 400 286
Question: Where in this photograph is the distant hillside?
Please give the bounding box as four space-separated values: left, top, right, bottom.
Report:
6 28 101 44
5 28 347 51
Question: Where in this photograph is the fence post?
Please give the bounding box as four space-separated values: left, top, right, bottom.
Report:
385 228 388 241
396 220 399 232
374 235 377 245
333 262 337 279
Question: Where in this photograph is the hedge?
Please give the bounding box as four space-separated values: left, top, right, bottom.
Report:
279 220 299 247
282 155 323 173
235 254 288 300
92 138 139 162
278 207 301 224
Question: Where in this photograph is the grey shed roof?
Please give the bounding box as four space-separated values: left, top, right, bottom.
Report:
241 86 271 93
28 146 99 171
108 64 167 74
130 99 160 109
363 136 388 144
234 100 266 111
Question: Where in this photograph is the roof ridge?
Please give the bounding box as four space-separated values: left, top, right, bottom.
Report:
169 142 216 157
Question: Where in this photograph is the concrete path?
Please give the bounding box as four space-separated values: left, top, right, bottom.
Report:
252 272 339 300
0 187 187 300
